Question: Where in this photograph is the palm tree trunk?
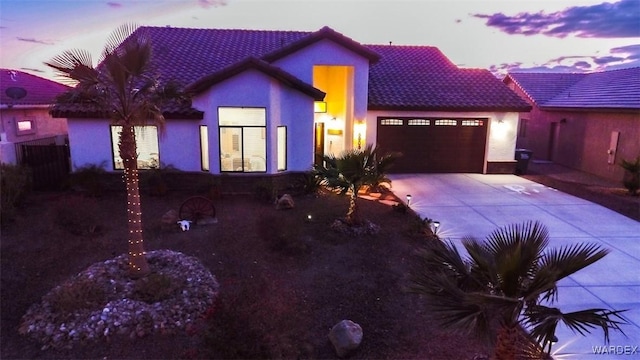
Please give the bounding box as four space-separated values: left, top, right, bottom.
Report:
492 323 520 360
345 185 360 226
119 125 150 278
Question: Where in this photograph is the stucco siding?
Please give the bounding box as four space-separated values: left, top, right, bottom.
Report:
160 121 203 171
67 119 113 171
192 69 315 174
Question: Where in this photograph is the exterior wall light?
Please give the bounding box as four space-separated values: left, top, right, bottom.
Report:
314 101 327 113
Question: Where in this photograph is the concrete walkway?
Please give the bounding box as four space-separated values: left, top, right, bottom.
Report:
389 173 640 359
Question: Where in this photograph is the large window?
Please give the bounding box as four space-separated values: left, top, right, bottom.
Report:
277 126 286 171
219 107 266 172
111 126 159 170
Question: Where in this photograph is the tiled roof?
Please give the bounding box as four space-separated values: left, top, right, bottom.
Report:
505 72 587 105
367 45 531 111
186 57 325 100
1 69 70 106
507 68 640 110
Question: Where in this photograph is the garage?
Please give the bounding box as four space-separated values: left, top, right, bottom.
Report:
376 117 487 173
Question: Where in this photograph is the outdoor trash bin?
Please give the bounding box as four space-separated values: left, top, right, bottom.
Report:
515 149 533 175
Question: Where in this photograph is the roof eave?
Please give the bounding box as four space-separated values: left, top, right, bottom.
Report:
539 105 640 113
367 104 532 112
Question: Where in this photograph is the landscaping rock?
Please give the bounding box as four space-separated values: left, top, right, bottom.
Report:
328 319 363 358
275 194 295 210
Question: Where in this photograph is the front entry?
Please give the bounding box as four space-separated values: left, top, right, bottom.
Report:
314 122 325 166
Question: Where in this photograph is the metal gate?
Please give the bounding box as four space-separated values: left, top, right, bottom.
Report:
17 137 70 191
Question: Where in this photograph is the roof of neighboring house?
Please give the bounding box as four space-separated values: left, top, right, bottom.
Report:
506 68 640 110
367 45 531 111
1 69 70 107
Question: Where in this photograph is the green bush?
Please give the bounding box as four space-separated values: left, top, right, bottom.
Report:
132 272 180 304
0 164 32 220
46 277 107 314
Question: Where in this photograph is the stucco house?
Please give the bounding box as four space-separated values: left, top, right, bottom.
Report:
0 69 70 164
54 26 530 185
504 68 640 182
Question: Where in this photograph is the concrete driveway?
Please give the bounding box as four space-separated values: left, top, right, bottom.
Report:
389 173 640 359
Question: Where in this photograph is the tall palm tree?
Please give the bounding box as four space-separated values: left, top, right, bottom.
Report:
409 221 626 359
46 24 186 278
313 144 399 225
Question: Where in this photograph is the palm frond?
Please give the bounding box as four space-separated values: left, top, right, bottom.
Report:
539 243 609 282
45 49 98 86
527 305 627 346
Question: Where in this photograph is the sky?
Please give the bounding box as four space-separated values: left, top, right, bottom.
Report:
1 0 639 83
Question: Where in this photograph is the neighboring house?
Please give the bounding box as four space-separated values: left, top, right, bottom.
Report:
54 26 530 181
0 69 70 164
504 68 640 182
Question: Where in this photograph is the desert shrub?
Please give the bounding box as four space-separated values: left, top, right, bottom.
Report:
51 196 101 236
132 272 180 304
0 163 31 220
256 214 308 255
202 275 310 359
620 156 640 196
70 162 107 197
46 277 107 314
296 171 323 195
254 181 275 203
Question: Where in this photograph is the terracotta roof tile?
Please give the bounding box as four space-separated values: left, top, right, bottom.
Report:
367 45 531 111
507 68 640 110
1 69 70 106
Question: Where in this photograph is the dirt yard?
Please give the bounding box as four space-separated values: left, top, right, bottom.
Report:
1 189 489 359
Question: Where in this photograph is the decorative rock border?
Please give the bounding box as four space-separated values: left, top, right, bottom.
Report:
19 250 219 350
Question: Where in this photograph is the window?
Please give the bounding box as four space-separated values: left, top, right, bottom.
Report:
380 119 403 126
111 126 159 170
277 126 286 171
200 126 209 171
16 119 36 135
519 119 528 138
408 119 430 126
461 120 484 126
219 107 266 172
435 119 457 126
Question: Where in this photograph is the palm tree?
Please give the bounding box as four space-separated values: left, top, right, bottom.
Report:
409 221 626 359
46 24 186 278
313 144 399 225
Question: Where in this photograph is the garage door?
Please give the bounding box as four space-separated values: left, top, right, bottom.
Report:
376 117 487 173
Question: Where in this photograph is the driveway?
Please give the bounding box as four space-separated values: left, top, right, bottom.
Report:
389 174 640 359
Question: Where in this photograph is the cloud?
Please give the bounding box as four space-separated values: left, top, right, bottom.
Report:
17 37 54 45
107 2 122 8
474 0 640 38
490 44 640 77
198 0 227 8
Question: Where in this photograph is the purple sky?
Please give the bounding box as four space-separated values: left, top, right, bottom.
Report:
1 0 638 82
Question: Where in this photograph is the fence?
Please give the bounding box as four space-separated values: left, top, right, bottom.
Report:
17 137 71 191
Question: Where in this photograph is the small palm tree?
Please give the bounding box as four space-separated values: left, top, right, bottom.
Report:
409 221 626 359
46 24 187 278
313 144 399 225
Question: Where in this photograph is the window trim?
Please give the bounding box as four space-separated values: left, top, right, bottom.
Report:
277 126 287 171
16 118 36 135
200 125 209 172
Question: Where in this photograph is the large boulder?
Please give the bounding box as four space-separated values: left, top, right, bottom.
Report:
328 320 363 358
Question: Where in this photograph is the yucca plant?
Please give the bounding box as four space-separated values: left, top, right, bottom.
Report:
620 156 640 196
313 144 399 225
408 221 627 359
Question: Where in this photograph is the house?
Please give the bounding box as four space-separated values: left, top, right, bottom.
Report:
53 26 530 188
0 69 70 164
504 68 640 182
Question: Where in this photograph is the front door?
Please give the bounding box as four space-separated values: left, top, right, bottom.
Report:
314 122 325 166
